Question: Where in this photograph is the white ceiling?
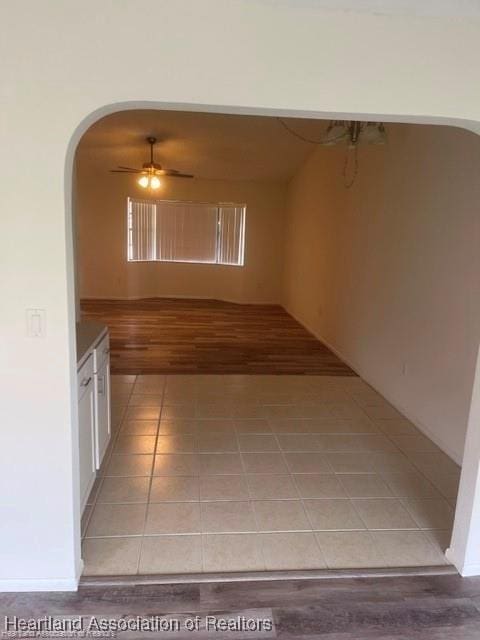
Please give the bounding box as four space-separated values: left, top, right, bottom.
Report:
76 109 332 182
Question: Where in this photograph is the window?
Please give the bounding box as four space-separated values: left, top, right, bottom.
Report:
127 198 246 266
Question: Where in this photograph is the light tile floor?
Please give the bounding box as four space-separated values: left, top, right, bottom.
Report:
81 374 460 576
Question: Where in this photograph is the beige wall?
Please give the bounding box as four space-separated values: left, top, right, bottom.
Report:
283 124 480 463
76 157 286 304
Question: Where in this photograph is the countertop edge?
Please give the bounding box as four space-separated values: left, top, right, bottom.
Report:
76 322 108 370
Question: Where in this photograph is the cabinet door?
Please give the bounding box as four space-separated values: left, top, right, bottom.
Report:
95 358 111 469
78 378 96 512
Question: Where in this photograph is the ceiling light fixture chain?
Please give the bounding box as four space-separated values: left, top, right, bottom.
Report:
343 144 359 189
277 117 331 145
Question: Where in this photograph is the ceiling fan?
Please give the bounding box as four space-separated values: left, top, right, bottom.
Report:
110 136 194 189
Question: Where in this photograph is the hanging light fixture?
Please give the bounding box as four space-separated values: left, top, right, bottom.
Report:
361 122 387 145
277 118 387 188
321 121 349 146
320 121 386 148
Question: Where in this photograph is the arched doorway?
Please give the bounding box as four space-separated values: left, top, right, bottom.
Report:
67 103 480 584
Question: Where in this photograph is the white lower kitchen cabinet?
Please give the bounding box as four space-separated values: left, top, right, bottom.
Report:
76 322 111 514
93 333 111 469
77 354 96 513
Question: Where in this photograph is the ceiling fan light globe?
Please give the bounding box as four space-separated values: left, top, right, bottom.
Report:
320 121 349 146
138 175 149 188
150 176 161 189
361 122 387 145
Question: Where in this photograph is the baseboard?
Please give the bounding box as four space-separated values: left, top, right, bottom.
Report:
0 560 83 593
445 546 480 577
0 576 80 592
458 563 480 577
283 305 463 466
80 295 281 306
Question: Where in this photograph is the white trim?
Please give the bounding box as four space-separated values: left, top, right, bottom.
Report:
0 560 83 593
447 345 480 578
457 563 480 577
445 547 480 577
284 304 462 466
0 576 79 593
459 565 480 577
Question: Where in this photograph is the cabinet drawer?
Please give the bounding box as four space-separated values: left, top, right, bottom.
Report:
94 332 110 372
77 354 94 401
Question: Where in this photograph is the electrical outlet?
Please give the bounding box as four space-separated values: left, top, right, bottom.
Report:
402 362 408 376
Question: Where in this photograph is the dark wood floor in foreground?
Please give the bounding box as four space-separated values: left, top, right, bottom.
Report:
81 298 355 376
2 573 480 638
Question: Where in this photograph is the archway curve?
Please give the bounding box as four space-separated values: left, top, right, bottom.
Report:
65 99 480 579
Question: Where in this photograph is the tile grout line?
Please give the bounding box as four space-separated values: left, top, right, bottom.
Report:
269 410 329 568
235 418 265 572
343 383 453 560
328 382 425 565
83 524 451 540
135 374 166 574
335 389 423 537
197 383 207 573
196 381 205 575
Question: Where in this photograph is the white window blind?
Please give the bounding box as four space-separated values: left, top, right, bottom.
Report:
217 206 246 266
127 199 156 261
127 198 246 266
156 202 218 263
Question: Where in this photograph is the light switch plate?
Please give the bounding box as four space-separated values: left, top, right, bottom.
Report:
26 309 46 338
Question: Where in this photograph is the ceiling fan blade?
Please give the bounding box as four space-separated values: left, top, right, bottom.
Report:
164 171 194 178
119 165 144 171
110 169 142 174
